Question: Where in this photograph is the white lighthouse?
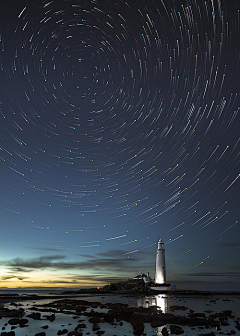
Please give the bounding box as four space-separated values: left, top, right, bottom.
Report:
155 238 166 284
151 238 171 291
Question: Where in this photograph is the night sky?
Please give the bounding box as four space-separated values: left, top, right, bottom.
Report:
0 0 239 291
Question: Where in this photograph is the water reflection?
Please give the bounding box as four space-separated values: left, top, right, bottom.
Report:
137 295 169 335
137 294 168 313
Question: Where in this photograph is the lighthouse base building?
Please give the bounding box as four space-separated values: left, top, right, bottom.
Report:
151 238 173 292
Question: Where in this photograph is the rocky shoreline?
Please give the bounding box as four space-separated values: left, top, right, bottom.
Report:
0 293 240 336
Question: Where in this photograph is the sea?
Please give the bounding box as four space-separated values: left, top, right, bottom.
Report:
0 289 63 295
0 291 239 335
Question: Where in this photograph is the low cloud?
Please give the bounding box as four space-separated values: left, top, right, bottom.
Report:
1 251 151 277
1 275 29 281
28 247 64 252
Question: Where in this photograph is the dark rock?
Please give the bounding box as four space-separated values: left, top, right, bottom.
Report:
19 324 28 328
161 327 169 336
103 311 115 324
221 321 230 326
8 318 28 325
76 323 87 329
210 320 221 330
222 310 232 316
92 323 101 331
130 317 145 335
169 325 184 335
89 316 101 323
57 329 68 335
96 331 105 335
230 331 236 334
0 332 15 336
0 308 25 318
188 312 206 318
67 332 83 336
235 324 240 330
41 325 49 329
46 314 55 322
34 333 46 336
19 318 28 325
27 312 41 320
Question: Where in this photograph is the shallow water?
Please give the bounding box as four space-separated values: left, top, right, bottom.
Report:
1 294 239 335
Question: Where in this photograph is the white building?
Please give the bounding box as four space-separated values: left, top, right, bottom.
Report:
133 272 152 283
151 238 172 291
155 238 166 284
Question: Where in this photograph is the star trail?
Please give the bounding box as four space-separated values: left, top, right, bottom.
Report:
0 0 239 290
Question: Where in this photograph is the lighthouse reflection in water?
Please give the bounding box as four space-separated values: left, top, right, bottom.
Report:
137 295 168 335
137 294 168 313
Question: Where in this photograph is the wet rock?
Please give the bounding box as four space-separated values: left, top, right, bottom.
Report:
19 318 28 325
46 314 55 322
27 312 41 320
169 325 184 335
0 308 25 318
161 327 169 336
130 317 145 336
41 325 49 329
210 320 221 330
208 314 214 323
89 316 101 323
235 324 240 330
57 329 68 335
188 312 206 318
222 310 232 316
8 318 28 325
7 318 19 325
92 323 101 331
76 323 86 329
67 332 83 336
103 310 115 324
221 321 230 326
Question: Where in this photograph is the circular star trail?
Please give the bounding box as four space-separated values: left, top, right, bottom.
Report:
0 0 239 283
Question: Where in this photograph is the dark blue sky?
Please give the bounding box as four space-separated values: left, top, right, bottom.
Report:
0 0 239 290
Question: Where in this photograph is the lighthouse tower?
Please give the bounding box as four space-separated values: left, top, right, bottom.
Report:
155 238 166 284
